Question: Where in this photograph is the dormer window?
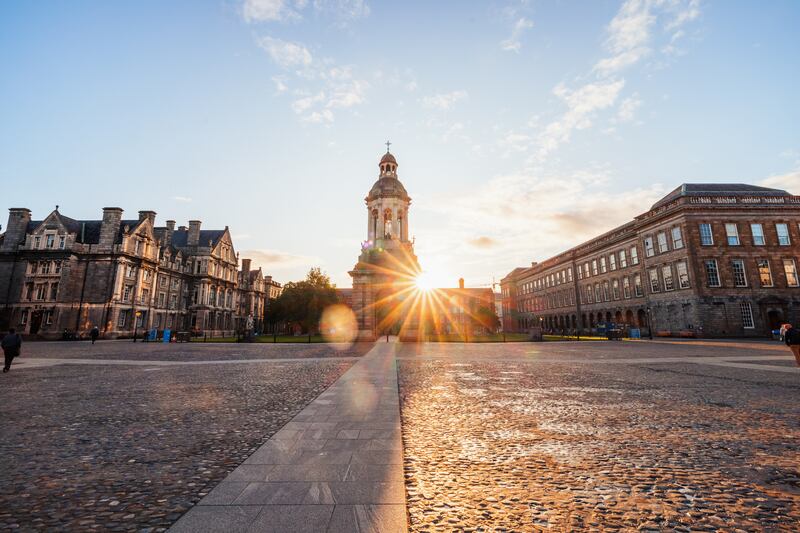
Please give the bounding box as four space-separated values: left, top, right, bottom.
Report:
34 236 41 249
46 234 55 249
58 236 66 249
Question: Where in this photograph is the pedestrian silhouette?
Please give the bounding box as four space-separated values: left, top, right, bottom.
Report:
2 328 22 373
90 326 100 345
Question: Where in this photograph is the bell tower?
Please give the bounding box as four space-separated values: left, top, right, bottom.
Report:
350 145 421 340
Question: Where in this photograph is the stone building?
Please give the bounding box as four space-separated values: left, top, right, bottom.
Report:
349 149 422 340
0 207 279 339
501 184 800 338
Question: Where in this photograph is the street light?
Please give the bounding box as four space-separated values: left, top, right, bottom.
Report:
133 310 142 342
646 307 653 340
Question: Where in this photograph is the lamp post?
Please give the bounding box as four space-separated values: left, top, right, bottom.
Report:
646 307 653 340
133 310 142 342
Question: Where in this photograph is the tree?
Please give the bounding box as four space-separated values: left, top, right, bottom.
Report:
268 268 338 334
475 305 501 333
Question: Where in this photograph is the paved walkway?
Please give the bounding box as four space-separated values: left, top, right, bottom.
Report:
169 341 407 533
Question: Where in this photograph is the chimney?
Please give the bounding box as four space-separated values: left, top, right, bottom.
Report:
187 220 201 246
162 220 175 246
241 258 251 273
138 210 157 226
178 225 187 232
99 207 123 249
1 208 32 251
458 277 465 289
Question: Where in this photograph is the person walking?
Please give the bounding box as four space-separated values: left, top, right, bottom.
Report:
90 326 100 345
2 328 22 373
783 323 800 367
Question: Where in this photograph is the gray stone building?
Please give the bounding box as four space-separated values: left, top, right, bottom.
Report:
0 207 279 339
501 184 800 338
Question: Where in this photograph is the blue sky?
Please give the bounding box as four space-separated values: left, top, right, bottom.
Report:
1 0 798 287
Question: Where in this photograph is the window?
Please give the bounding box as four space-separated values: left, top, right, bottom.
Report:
126 265 135 278
25 283 33 301
623 277 631 298
740 302 754 329
619 250 627 268
170 294 177 309
671 227 684 249
612 279 620 299
657 232 669 253
600 257 607 273
757 259 773 287
586 285 593 303
36 284 47 300
20 310 28 325
41 261 51 274
731 260 747 287
136 312 145 328
29 261 37 274
725 224 740 245
158 293 166 307
699 223 714 245
602 281 610 301
633 274 643 297
134 240 141 255
783 259 798 286
609 254 617 271
705 260 721 287
44 310 53 325
54 261 61 274
630 246 639 265
155 314 162 328
123 285 133 301
34 236 41 249
46 234 55 249
58 236 66 249
167 315 174 328
141 288 150 304
751 224 765 246
662 265 674 291
577 266 583 280
591 260 598 276
776 223 791 246
567 267 573 282
49 283 59 301
160 277 167 287
676 261 690 289
595 283 601 302
649 269 660 292
644 236 655 257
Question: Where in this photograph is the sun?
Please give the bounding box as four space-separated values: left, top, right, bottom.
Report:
414 270 439 292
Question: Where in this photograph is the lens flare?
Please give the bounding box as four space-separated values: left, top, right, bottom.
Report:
320 304 358 347
415 271 436 292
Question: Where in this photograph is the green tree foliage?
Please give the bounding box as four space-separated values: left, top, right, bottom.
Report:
475 305 501 333
267 268 338 333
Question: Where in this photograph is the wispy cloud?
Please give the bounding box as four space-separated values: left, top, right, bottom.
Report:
535 80 625 161
172 196 192 203
257 36 312 68
272 75 289 93
242 0 370 25
240 248 322 280
616 93 641 122
760 167 800 194
242 0 304 23
501 17 533 52
421 90 468 111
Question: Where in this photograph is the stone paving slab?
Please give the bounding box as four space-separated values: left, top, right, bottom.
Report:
170 341 408 533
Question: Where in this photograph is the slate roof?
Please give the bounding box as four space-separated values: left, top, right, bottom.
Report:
651 183 790 209
170 229 226 248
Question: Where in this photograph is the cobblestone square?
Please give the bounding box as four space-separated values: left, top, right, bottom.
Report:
0 341 370 532
398 340 800 532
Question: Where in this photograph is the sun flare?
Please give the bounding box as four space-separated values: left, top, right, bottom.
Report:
415 270 447 292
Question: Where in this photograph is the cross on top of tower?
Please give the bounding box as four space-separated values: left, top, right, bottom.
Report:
385 140 391 153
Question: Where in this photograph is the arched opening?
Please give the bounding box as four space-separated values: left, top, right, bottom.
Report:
605 311 612 323
625 309 634 327
637 309 648 328
614 311 622 323
767 309 783 331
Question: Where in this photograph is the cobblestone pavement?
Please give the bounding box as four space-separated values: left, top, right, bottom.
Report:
17 340 373 361
398 341 800 532
0 344 362 532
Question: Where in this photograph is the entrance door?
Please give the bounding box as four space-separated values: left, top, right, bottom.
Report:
30 310 43 335
767 309 783 331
